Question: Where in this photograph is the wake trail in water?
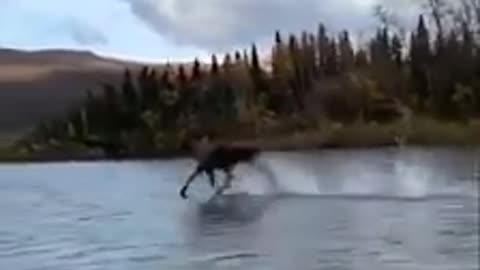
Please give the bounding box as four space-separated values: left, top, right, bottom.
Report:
224 151 479 200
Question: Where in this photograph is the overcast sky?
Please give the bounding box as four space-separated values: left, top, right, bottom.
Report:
0 0 420 62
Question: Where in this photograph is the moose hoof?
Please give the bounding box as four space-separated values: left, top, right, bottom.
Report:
180 186 188 199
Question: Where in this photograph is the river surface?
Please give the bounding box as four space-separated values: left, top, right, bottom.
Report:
0 147 479 270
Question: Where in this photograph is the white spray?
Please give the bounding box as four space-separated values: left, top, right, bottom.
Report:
223 148 478 199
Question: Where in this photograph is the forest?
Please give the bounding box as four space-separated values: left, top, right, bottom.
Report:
13 0 480 159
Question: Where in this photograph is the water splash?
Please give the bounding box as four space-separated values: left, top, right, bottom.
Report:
223 149 478 200
230 155 320 196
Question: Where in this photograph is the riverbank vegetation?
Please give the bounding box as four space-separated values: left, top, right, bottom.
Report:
7 1 480 160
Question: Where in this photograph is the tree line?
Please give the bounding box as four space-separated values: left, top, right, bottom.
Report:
20 0 480 156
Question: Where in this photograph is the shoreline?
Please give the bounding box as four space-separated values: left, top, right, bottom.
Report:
1 142 478 164
3 117 480 164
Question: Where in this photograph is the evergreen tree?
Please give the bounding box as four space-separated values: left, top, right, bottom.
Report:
370 27 391 64
272 30 286 78
275 30 282 44
250 43 270 109
148 69 159 101
428 30 461 117
308 33 318 76
317 23 329 76
161 68 173 90
301 31 309 53
103 83 118 114
325 39 338 75
355 49 369 67
288 34 306 110
122 69 137 110
410 15 432 109
138 66 150 105
428 0 447 43
298 31 315 90
101 83 122 138
177 65 187 85
271 30 294 113
412 15 431 61
390 34 403 66
288 34 300 69
250 43 261 72
243 49 250 68
222 53 233 73
191 58 202 81
460 21 474 62
211 54 219 75
137 66 159 109
338 30 355 71
234 51 242 63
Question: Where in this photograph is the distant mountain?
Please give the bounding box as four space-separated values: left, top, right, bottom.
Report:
0 48 166 135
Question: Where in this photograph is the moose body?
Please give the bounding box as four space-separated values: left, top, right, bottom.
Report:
179 144 260 199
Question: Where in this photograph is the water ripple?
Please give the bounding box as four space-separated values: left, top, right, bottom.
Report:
76 211 132 222
0 247 59 258
55 244 138 260
0 149 477 270
128 254 167 263
189 251 261 263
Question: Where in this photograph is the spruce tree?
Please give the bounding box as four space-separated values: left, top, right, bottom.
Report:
234 51 242 63
317 23 329 76
210 54 219 75
147 69 159 104
250 44 261 72
137 66 150 109
354 49 368 67
275 30 282 45
288 34 306 110
338 30 354 71
121 69 137 110
325 39 338 75
308 33 318 77
272 30 285 78
243 49 250 67
191 58 202 81
161 68 173 90
222 53 232 73
391 34 403 66
177 65 187 85
410 15 431 109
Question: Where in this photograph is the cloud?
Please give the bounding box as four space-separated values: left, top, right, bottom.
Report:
65 18 108 45
121 0 384 52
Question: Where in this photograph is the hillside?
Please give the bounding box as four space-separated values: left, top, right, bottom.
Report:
0 48 164 136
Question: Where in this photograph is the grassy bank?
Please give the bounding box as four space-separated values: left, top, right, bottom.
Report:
224 116 480 150
1 116 479 163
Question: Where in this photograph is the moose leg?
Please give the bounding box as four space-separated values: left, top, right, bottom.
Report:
206 169 216 188
213 168 234 196
180 168 202 199
224 169 234 190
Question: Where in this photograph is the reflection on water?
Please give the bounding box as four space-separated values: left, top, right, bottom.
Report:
195 195 271 225
0 147 478 270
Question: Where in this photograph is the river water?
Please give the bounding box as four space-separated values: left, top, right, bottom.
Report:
0 147 478 270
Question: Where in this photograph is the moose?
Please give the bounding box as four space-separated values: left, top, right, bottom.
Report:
179 141 261 199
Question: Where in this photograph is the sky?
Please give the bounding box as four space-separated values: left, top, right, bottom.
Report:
0 0 420 63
